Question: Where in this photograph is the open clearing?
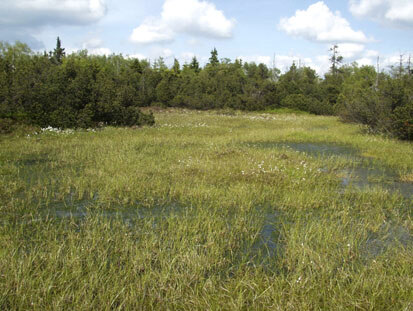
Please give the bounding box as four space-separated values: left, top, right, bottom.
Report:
1 109 412 310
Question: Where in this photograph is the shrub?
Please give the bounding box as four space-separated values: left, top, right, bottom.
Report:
0 118 17 134
308 99 335 115
116 107 155 127
0 118 39 135
280 94 334 115
391 103 413 140
281 94 306 111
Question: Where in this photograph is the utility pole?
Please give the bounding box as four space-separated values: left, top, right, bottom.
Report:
399 53 404 77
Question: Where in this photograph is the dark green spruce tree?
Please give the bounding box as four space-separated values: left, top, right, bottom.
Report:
52 37 65 65
209 48 219 66
189 56 200 73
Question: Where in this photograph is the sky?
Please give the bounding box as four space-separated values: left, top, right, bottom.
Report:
1 0 413 74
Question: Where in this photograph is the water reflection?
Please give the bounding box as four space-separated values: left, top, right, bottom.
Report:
248 141 413 199
363 222 413 259
39 198 187 227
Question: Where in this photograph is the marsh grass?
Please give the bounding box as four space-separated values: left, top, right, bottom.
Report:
1 109 412 310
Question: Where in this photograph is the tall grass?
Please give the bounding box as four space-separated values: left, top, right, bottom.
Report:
0 109 412 310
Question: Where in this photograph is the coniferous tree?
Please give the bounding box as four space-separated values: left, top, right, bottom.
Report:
131 59 143 74
52 37 65 65
153 57 167 71
172 58 180 74
1 40 412 140
209 48 219 66
189 56 200 73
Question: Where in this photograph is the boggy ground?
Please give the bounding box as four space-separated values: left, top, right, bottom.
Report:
0 109 412 310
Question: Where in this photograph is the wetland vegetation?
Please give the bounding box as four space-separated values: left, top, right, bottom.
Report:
1 109 412 310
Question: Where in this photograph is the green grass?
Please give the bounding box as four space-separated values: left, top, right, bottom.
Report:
264 107 311 115
1 109 412 310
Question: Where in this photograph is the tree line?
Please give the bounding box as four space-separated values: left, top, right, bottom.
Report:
0 39 412 140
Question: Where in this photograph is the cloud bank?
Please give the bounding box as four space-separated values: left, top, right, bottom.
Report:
130 0 235 44
0 0 107 27
349 0 413 28
0 0 107 49
279 1 369 43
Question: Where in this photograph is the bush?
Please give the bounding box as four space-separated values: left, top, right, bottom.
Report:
0 118 39 135
116 107 155 127
308 99 335 115
280 94 333 115
337 91 393 134
0 118 17 134
391 103 413 140
281 94 310 111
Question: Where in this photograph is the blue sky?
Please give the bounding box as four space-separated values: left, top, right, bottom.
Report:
1 0 412 73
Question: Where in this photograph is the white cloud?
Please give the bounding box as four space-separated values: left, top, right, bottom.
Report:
236 54 329 74
161 48 174 58
315 55 332 73
355 57 374 66
80 37 111 56
274 55 320 72
82 38 104 49
130 0 235 45
188 38 200 46
352 52 405 69
130 19 174 44
129 48 177 67
180 53 209 66
88 47 112 56
366 50 379 58
147 47 175 61
0 0 107 27
236 55 272 67
0 28 45 49
0 0 107 49
181 52 196 63
347 49 380 67
161 0 234 38
279 1 369 43
336 43 365 58
127 53 147 60
323 44 382 70
65 45 111 56
350 0 413 27
380 53 405 68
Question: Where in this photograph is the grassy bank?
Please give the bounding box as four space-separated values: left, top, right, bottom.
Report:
1 109 412 310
